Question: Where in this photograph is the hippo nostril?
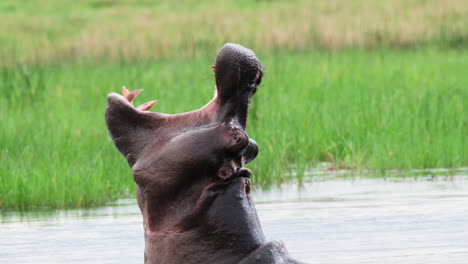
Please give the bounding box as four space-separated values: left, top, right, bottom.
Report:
236 167 252 178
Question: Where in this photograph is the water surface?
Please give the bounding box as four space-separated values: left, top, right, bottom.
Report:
1 175 468 263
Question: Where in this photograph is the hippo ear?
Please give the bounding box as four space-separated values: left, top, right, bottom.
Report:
105 90 163 167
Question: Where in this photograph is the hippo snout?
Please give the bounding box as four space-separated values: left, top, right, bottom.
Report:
240 138 258 165
214 43 263 107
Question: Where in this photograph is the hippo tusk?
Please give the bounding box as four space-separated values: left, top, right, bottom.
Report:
137 100 158 111
123 89 143 105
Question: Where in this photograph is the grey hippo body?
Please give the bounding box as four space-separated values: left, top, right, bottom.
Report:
105 43 305 264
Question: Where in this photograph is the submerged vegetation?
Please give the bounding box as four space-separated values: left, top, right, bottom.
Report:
0 0 467 210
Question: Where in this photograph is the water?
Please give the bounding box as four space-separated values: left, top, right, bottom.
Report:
1 175 468 264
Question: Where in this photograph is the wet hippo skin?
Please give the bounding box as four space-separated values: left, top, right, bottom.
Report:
105 43 305 264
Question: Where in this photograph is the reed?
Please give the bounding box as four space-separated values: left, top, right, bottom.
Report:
1 0 467 210
1 49 466 210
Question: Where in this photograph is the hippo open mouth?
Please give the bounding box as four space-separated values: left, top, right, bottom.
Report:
105 43 304 264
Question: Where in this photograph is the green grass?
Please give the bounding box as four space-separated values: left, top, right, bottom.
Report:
1 0 467 210
1 49 467 210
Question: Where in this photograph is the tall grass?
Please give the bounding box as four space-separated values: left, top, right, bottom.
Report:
0 0 467 65
1 0 467 210
1 49 466 210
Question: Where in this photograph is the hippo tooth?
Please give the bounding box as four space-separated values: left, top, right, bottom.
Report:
121 86 130 96
137 100 158 111
124 89 143 105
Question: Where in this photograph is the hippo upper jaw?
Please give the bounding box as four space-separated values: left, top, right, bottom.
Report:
213 43 263 129
105 43 262 168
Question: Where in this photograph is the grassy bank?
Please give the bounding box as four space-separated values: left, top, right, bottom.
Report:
1 0 467 65
1 0 467 210
1 49 466 210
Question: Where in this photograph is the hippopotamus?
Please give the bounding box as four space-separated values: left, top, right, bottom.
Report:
105 43 305 264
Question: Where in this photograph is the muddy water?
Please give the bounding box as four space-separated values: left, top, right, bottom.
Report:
1 174 468 264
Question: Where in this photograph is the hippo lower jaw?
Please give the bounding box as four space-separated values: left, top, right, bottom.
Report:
142 177 265 264
142 176 305 264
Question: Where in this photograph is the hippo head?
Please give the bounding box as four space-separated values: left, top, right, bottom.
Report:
105 43 262 199
105 43 268 263
105 44 301 264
